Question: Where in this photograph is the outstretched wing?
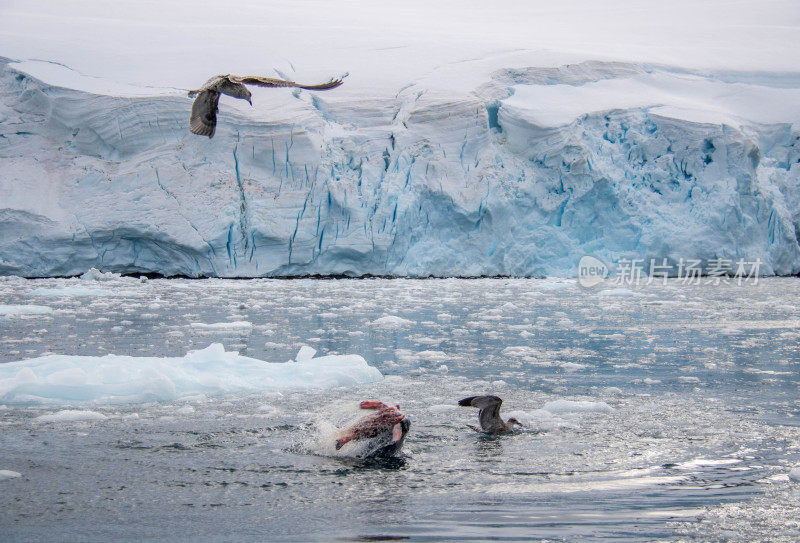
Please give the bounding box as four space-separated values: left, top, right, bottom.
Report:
459 395 504 432
189 90 221 138
232 75 345 91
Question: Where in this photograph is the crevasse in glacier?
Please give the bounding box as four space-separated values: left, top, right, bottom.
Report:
1 57 799 277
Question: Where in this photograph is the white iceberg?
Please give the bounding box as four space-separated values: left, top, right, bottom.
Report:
0 344 383 405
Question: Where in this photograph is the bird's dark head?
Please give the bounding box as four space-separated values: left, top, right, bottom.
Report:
228 83 252 105
507 417 523 428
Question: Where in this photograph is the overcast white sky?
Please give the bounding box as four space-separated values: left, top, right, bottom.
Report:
1 0 798 94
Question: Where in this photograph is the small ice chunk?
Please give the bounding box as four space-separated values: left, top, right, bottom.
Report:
501 346 538 358
416 350 449 362
80 268 121 281
542 399 613 414
504 408 574 432
788 467 800 482
0 304 53 316
597 288 646 297
0 470 22 480
35 410 108 422
176 406 195 415
371 316 413 328
191 321 253 330
295 346 317 362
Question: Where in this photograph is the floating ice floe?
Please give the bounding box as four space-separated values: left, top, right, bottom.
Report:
371 316 414 328
0 304 53 316
541 399 614 414
35 410 108 422
597 288 647 297
501 346 539 358
415 350 449 363
502 398 615 432
0 344 383 405
0 470 22 480
190 321 253 330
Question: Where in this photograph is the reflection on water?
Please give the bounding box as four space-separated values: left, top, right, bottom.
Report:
1 277 800 541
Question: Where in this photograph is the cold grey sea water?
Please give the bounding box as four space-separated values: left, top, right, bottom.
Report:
1 276 799 542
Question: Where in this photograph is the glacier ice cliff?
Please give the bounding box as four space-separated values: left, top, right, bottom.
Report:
1 56 799 278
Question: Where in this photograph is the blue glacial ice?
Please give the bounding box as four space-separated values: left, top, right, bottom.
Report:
0 57 799 277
